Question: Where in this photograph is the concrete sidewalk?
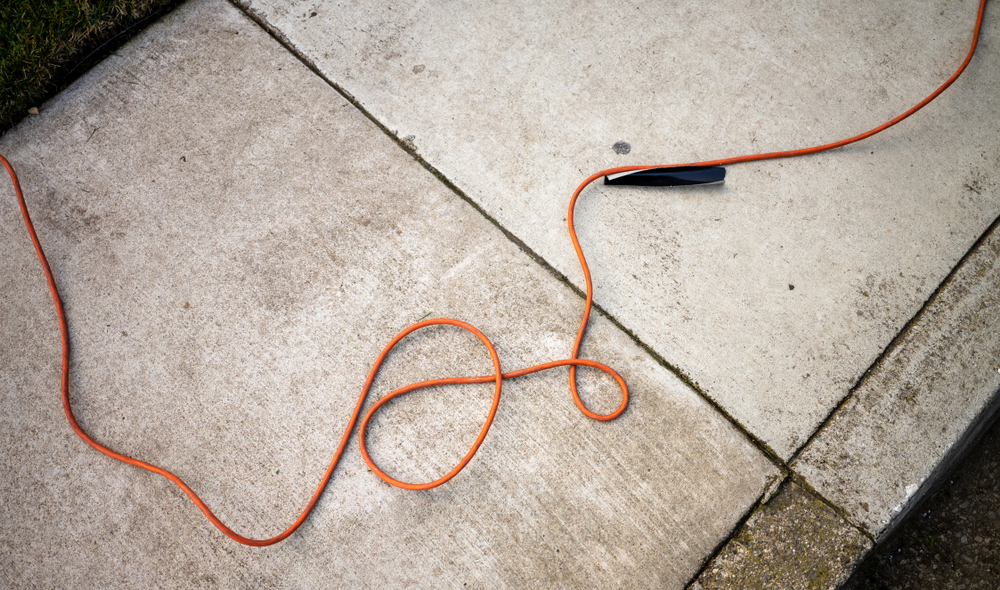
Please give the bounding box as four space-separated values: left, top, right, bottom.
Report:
0 0 997 587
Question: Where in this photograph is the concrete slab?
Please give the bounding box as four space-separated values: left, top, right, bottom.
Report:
689 480 871 590
794 221 1000 540
235 0 1000 458
0 0 779 587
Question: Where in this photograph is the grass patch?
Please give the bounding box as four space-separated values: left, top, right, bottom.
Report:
1 0 184 134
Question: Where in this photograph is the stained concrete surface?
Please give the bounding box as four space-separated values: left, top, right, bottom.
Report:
0 0 779 587
234 0 1000 459
795 222 1000 539
690 480 872 590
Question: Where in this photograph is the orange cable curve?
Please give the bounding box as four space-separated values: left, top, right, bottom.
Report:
0 0 988 547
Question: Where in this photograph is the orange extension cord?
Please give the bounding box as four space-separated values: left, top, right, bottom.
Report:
1 0 988 547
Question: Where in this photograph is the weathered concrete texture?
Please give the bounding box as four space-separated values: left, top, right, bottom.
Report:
691 480 872 590
795 223 1000 540
234 0 1000 458
0 0 780 588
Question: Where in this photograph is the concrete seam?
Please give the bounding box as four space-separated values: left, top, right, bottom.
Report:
226 0 790 473
788 208 1000 466
788 472 876 543
683 474 791 588
683 475 877 589
779 213 1000 585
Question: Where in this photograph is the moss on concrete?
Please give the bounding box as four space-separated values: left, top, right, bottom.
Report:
692 481 871 590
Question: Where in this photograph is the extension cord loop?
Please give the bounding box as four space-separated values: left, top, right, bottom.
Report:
356 318 628 491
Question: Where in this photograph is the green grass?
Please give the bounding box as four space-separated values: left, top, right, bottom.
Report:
1 0 183 134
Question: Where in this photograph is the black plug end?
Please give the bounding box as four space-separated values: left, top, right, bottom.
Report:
604 165 726 186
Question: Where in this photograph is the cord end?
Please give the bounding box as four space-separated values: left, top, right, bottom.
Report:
604 166 726 186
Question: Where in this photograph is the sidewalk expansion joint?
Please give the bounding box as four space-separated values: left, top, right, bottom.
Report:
788 472 876 543
788 209 1000 469
686 475 878 589
230 0 788 484
684 474 792 588
684 474 877 589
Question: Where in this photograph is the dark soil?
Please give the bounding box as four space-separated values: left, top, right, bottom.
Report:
1 0 184 135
